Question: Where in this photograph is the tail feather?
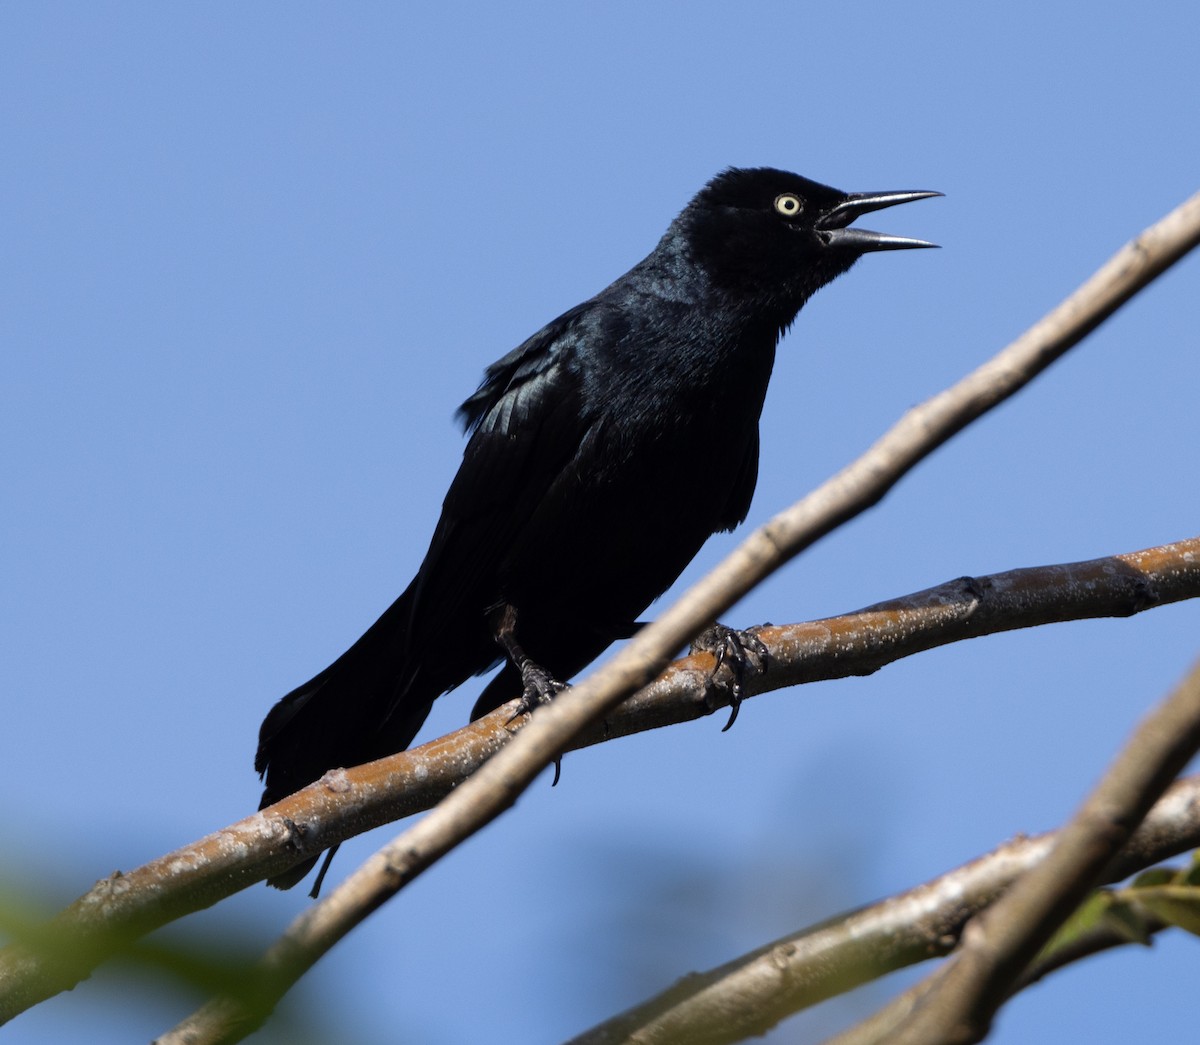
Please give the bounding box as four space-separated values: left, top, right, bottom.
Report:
256 582 434 890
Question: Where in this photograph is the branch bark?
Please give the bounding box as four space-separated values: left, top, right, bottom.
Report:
2 537 1196 1027
150 191 1200 1043
827 656 1200 1045
564 775 1200 1045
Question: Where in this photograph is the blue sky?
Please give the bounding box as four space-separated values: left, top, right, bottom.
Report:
3 4 1199 1043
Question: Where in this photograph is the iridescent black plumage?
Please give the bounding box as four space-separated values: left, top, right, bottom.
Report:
256 167 938 890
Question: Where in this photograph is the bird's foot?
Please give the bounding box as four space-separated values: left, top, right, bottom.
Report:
509 660 570 715
506 660 570 786
691 623 770 731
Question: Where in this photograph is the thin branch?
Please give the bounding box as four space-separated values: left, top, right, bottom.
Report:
564 775 1200 1045
831 656 1200 1045
723 537 1200 696
154 191 1200 1044
1 538 1198 1026
1011 906 1168 992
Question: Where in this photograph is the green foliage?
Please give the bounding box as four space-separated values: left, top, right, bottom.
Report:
1127 853 1200 938
1033 853 1200 972
0 882 349 1044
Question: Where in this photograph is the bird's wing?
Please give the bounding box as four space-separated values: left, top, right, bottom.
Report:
404 304 594 656
455 300 591 434
715 425 760 533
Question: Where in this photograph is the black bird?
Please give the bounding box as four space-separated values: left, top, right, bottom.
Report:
257 167 938 891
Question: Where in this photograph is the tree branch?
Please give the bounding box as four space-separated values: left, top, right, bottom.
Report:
2 536 1196 1027
563 775 1200 1045
149 191 1200 1043
828 655 1200 1045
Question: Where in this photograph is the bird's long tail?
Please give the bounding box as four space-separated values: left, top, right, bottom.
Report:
255 580 434 890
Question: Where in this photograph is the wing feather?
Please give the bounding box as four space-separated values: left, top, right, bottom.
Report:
405 307 591 653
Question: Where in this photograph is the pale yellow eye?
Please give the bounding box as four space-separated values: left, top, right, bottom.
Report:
774 193 803 218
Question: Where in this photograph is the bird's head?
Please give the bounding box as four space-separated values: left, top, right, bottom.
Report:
677 167 940 308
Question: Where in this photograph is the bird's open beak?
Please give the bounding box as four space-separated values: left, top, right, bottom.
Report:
817 190 942 251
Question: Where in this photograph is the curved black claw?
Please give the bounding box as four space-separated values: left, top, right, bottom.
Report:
505 660 570 786
691 623 771 731
506 661 570 719
309 843 341 899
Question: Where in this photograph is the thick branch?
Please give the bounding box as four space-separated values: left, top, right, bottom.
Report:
565 775 1200 1045
2 537 1198 1025
835 656 1200 1045
153 192 1200 1043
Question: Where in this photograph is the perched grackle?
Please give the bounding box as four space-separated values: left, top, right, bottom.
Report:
257 167 939 892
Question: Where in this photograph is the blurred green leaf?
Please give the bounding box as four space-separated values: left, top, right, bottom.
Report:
1129 885 1200 938
1034 888 1155 968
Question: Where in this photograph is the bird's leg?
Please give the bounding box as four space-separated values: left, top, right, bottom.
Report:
494 603 569 783
690 622 771 731
494 603 570 711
